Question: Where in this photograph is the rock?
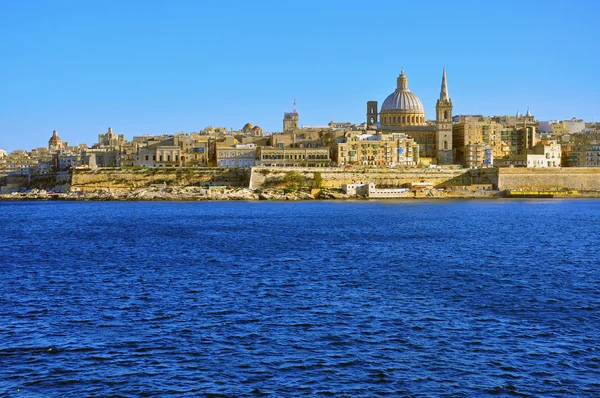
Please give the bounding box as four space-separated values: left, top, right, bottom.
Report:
329 192 349 200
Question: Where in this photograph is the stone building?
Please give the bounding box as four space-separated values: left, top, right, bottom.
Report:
463 143 494 168
156 146 182 166
216 144 258 168
119 142 140 167
48 130 68 151
269 131 324 149
539 117 585 134
453 117 539 167
258 147 330 167
495 141 561 168
96 127 125 148
134 143 181 167
565 143 600 167
0 150 37 175
366 68 453 165
85 148 118 168
283 109 299 132
493 109 536 127
335 132 419 167
183 140 210 167
241 123 265 137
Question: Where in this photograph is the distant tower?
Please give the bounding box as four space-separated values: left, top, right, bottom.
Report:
525 107 534 123
435 68 453 164
283 99 299 132
366 101 378 127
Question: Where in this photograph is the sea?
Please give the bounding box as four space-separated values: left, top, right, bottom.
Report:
1 200 599 397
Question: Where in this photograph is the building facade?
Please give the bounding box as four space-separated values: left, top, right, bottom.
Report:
217 144 258 168
335 132 418 167
258 147 330 167
366 68 453 165
283 109 299 132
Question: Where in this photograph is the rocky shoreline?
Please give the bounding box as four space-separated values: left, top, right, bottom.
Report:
0 186 512 201
0 187 351 201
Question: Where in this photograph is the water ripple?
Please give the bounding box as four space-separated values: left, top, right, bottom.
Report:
0 200 599 396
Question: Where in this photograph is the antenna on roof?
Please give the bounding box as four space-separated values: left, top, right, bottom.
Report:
293 98 297 114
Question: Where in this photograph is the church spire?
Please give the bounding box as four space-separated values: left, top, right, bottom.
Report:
440 67 449 101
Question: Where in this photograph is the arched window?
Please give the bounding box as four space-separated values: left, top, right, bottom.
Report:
444 110 448 120
444 141 448 150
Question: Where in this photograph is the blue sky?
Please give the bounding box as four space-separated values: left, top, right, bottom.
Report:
1 0 598 151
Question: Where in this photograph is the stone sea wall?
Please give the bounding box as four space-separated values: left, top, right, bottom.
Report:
5 167 600 196
71 167 250 191
497 168 600 191
71 167 483 192
249 167 480 190
0 171 71 193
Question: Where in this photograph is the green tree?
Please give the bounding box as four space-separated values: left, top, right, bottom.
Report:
282 170 304 190
313 171 323 188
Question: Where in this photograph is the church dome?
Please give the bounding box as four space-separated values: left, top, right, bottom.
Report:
381 69 424 112
381 90 424 111
49 130 62 143
242 123 254 133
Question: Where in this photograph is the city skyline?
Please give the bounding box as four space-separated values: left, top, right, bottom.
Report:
1 0 599 152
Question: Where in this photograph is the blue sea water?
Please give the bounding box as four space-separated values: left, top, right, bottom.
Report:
0 200 599 397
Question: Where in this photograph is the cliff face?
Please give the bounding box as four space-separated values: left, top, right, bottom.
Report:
0 171 71 193
57 167 497 192
249 167 480 190
12 166 599 194
71 168 250 191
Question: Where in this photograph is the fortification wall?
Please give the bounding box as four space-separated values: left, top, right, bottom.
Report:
249 167 479 190
71 168 250 191
497 168 600 190
0 172 71 193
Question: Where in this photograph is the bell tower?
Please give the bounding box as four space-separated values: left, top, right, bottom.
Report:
435 68 453 164
366 101 378 127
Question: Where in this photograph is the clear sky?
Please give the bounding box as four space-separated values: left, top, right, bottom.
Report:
1 0 598 152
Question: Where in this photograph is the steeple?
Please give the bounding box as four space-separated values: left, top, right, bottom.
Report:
440 67 449 101
435 67 453 165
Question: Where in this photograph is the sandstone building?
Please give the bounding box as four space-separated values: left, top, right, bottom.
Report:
366 68 453 165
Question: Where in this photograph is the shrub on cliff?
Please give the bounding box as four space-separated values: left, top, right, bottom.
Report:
282 170 305 190
313 172 323 188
